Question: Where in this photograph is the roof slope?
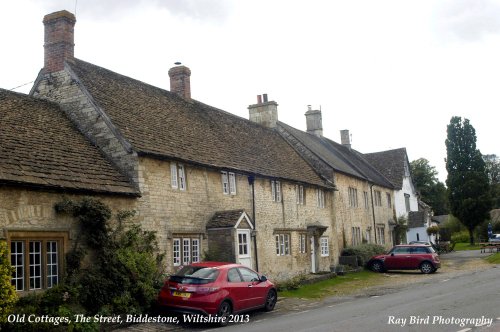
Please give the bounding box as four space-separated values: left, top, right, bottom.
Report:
0 89 138 195
68 59 328 187
206 210 247 229
364 148 408 189
278 122 394 188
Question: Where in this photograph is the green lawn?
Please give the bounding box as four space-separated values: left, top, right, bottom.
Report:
279 270 384 299
485 253 500 264
453 242 483 251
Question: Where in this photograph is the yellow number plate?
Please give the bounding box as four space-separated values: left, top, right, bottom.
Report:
173 291 191 298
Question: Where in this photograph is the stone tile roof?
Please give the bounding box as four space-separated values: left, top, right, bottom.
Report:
277 122 394 189
0 89 138 195
68 59 330 188
206 210 246 229
363 148 408 189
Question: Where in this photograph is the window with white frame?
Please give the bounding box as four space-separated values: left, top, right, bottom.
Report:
386 192 392 208
271 180 282 202
10 237 62 291
238 232 249 256
299 233 307 253
170 162 186 190
221 171 237 195
404 193 411 212
295 185 305 205
320 237 329 256
364 191 369 209
374 190 382 206
366 229 371 243
317 189 325 208
376 227 385 245
173 237 201 266
182 239 190 265
351 227 361 246
275 234 290 255
348 187 358 208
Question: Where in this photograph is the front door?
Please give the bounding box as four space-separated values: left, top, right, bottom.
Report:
237 229 252 268
310 236 316 273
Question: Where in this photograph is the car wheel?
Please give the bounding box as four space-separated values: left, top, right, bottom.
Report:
264 289 277 312
420 262 433 274
371 261 384 273
217 300 232 326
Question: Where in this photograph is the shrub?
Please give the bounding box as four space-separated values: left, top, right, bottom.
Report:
0 241 17 323
427 225 439 236
451 231 470 243
275 275 307 291
341 243 386 267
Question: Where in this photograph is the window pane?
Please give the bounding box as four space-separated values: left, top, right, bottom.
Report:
46 241 58 288
238 268 259 282
182 239 190 264
29 241 42 290
170 163 178 189
229 172 236 194
221 172 229 194
10 241 24 291
173 239 181 266
192 239 200 263
178 165 186 190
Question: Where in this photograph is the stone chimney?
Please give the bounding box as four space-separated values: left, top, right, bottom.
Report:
340 129 351 149
305 106 323 137
248 94 278 128
43 10 76 73
168 64 191 99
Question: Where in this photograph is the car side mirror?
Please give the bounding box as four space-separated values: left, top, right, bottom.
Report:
391 253 395 256
259 275 267 282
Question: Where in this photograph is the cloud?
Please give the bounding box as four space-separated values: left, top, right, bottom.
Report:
38 0 231 21
435 0 500 42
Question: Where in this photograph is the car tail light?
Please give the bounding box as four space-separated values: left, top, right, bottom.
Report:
193 286 220 294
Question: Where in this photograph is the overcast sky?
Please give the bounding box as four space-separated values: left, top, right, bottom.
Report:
1 0 499 183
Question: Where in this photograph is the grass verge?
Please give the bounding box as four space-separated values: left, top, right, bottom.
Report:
278 270 385 299
485 253 500 264
453 243 483 251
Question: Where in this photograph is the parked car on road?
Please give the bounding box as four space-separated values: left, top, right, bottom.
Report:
409 240 439 252
368 244 440 274
489 234 500 242
157 262 277 325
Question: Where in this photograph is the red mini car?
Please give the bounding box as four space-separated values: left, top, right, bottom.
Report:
157 262 277 322
368 244 440 274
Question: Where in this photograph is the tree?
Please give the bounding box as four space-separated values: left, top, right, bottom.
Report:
0 241 17 323
446 116 492 244
410 158 449 215
484 154 500 208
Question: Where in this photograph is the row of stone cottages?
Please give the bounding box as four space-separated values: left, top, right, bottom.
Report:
0 10 422 293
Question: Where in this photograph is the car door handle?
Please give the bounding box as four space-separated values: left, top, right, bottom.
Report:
406 256 411 258
247 284 253 287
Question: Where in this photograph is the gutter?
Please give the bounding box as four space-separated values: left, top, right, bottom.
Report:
248 175 259 272
370 184 377 244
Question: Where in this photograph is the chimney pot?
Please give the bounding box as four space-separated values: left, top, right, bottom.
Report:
43 10 76 73
168 65 191 99
248 95 278 128
340 130 351 149
305 107 323 137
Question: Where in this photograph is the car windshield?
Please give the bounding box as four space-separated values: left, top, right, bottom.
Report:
170 266 220 284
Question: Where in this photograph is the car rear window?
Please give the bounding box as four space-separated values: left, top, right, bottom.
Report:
169 266 220 284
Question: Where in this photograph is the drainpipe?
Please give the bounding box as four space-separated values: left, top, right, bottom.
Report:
370 184 377 244
248 175 259 272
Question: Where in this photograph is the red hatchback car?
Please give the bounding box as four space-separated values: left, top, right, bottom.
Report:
368 244 440 274
158 262 277 322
